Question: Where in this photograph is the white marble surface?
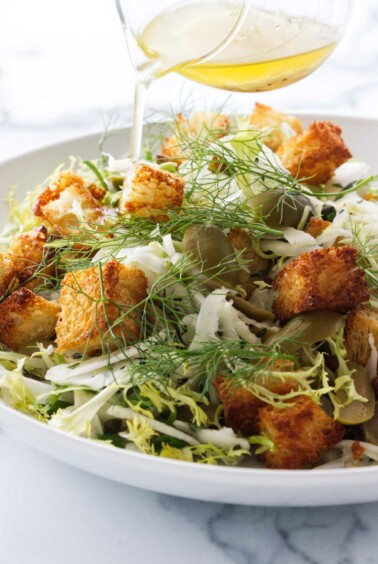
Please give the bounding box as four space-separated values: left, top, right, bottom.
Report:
1 1 378 563
2 429 378 564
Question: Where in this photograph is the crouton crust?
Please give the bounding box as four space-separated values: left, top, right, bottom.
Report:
56 260 148 354
160 114 188 164
120 163 185 222
188 111 230 136
249 103 303 152
7 226 49 285
305 217 331 238
0 253 18 298
0 288 60 351
161 112 230 164
87 183 106 202
215 369 297 437
276 121 352 184
344 307 378 370
273 246 369 321
257 395 344 469
33 171 104 236
227 227 269 298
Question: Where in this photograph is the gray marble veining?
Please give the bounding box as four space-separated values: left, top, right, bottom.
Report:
1 1 378 563
1 429 378 564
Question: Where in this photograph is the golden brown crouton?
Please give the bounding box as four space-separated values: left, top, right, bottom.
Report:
257 395 344 469
87 183 106 202
161 112 230 164
305 217 331 238
45 171 105 201
249 103 303 152
215 360 296 437
0 253 18 299
56 260 148 354
227 228 269 297
119 163 185 222
160 114 189 164
7 226 50 286
344 307 378 369
188 111 230 137
276 121 352 184
273 246 369 321
33 172 104 236
0 288 60 351
160 135 186 165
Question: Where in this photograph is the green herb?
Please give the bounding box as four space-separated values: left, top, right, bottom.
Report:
82 160 108 191
99 433 127 448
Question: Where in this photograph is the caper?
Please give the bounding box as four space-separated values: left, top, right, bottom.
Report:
336 363 375 426
103 418 122 434
321 204 337 222
183 225 239 288
265 311 342 352
249 189 314 229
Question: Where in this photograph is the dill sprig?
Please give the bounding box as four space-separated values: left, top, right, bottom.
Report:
125 337 326 408
43 199 282 276
351 222 378 293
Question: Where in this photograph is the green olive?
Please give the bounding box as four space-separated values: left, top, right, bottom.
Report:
265 311 342 352
231 295 274 322
320 396 335 418
249 189 314 229
362 402 378 445
336 363 375 426
183 225 239 288
108 175 125 190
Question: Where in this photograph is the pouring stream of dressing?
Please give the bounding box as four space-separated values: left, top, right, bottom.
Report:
116 1 339 159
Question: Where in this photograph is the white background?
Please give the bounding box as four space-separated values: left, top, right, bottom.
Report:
0 0 377 158
1 2 378 563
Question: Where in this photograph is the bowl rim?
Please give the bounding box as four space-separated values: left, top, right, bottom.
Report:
1 110 377 483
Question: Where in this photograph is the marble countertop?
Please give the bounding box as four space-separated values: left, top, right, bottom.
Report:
2 429 378 564
1 1 378 563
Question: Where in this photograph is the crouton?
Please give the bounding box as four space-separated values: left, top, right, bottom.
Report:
160 135 187 165
188 111 230 137
273 246 369 321
119 163 185 222
33 171 104 236
56 260 148 354
7 226 50 286
227 228 269 298
276 121 352 184
257 395 344 469
214 360 296 436
249 103 303 152
45 171 105 202
0 253 18 299
87 183 106 202
160 114 189 164
305 217 331 238
0 288 60 351
344 307 378 370
161 112 230 164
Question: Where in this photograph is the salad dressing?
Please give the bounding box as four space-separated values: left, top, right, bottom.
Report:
124 1 339 158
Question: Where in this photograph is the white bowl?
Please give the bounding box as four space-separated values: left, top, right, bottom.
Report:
0 113 377 507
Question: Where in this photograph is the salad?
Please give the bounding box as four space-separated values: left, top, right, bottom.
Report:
0 103 378 470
